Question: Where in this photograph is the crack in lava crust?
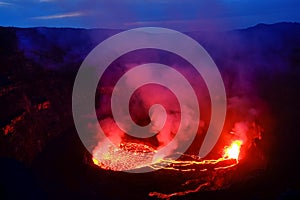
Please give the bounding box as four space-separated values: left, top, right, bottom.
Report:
92 142 157 171
92 140 243 172
92 141 246 199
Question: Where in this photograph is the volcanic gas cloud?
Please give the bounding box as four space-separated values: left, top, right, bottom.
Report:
89 48 267 198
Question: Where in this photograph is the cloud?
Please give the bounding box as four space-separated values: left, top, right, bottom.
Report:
0 1 12 6
31 11 86 20
39 0 56 2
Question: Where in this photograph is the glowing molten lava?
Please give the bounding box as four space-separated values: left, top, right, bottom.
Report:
92 140 246 199
92 142 156 171
92 140 244 171
223 140 243 161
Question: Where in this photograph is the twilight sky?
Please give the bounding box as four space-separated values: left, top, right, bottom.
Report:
0 0 300 31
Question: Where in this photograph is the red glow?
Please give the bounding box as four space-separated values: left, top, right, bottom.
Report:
92 140 244 171
223 140 243 161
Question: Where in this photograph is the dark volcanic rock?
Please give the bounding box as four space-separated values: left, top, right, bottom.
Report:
0 23 300 199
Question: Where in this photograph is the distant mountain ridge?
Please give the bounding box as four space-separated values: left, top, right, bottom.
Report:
1 22 299 72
